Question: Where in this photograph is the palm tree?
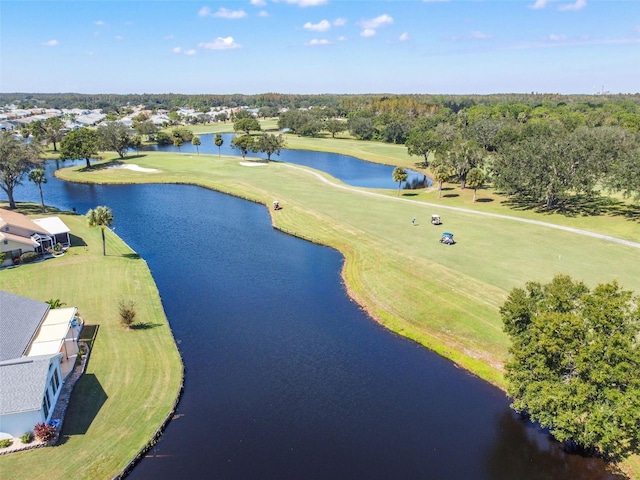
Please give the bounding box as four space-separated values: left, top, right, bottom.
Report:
192 135 201 154
214 133 223 156
87 206 114 256
28 168 47 212
392 167 408 196
173 137 183 154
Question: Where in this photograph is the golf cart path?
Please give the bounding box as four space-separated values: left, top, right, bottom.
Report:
284 164 640 250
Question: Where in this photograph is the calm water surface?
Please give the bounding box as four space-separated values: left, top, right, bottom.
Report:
6 161 620 479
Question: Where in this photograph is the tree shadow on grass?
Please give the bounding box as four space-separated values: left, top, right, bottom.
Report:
121 253 141 259
69 233 87 247
443 193 459 198
58 374 108 440
503 194 640 222
79 324 99 350
476 198 494 203
131 322 163 330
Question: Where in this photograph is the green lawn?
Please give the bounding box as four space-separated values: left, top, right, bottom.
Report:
0 211 183 479
7 140 639 478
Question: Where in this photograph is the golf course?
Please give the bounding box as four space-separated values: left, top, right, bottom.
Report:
1 128 639 478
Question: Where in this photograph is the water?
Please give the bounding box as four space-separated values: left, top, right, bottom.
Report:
5 160 619 479
143 133 430 190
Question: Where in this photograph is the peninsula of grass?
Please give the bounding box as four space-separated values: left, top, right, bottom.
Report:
51 148 640 478
0 208 183 480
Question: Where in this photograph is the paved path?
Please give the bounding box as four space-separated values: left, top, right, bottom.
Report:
283 163 640 250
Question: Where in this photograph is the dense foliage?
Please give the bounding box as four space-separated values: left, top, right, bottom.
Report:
501 275 640 460
0 131 43 208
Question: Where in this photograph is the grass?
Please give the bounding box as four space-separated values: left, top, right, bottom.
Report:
0 209 183 479
9 137 640 478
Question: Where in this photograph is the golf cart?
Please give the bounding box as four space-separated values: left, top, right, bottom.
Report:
431 214 441 225
273 200 282 211
440 232 455 245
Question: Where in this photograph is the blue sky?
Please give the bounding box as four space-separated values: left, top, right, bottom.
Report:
1 0 638 95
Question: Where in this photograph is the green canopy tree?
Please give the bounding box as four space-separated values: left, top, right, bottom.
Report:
173 137 183 154
465 167 486 203
324 118 346 138
43 116 65 152
192 135 201 154
253 133 285 161
430 158 455 198
392 166 408 196
405 129 444 168
501 275 640 460
28 168 47 212
230 135 255 160
87 205 114 256
0 131 43 209
214 133 224 156
233 117 261 135
59 128 99 168
97 122 132 159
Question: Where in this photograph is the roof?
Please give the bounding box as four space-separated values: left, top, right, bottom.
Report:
26 307 77 357
0 291 49 362
32 217 70 236
0 230 40 247
0 208 49 235
0 354 61 415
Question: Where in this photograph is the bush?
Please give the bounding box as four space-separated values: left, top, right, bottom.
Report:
33 423 56 442
0 439 12 448
20 432 33 444
19 251 39 264
118 299 137 328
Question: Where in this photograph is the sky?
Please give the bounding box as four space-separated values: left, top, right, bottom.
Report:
1 0 639 95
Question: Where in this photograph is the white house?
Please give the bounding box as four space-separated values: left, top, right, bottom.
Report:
0 291 82 438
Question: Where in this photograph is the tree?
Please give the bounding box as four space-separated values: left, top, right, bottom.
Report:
230 135 255 160
118 299 137 328
130 134 142 155
29 168 47 212
392 167 408 196
324 118 346 138
430 158 455 198
443 139 484 189
173 137 183 153
501 275 640 460
192 135 201 154
214 133 224 156
59 128 99 168
253 134 285 161
347 116 375 140
43 116 65 152
87 205 114 256
234 117 261 135
0 131 43 209
405 129 444 168
465 167 486 202
134 120 158 140
98 122 132 159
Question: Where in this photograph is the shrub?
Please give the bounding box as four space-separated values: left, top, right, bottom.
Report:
118 299 137 328
0 439 12 448
20 432 33 444
19 251 39 264
0 252 6 264
33 423 56 442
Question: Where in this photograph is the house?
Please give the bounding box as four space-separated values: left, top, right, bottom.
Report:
0 209 71 267
0 291 82 438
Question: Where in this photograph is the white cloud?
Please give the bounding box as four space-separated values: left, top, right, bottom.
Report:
198 6 212 17
42 39 59 46
306 38 331 46
360 14 393 30
85 51 94 56
172 47 183 53
115 35 123 41
559 0 586 11
251 0 267 6
199 36 241 50
94 20 105 26
213 7 247 19
361 29 376 38
303 19 331 32
529 0 551 9
333 17 347 27
399 32 409 42
259 10 269 17
184 49 197 56
548 33 567 41
281 0 327 7
423 0 449 2
469 30 492 40
165 34 175 40
337 35 347 42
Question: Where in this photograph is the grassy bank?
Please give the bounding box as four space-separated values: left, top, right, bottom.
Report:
0 209 183 479
48 148 640 478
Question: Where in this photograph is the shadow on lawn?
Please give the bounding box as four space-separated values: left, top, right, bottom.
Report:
59 374 108 439
503 194 640 222
69 233 87 247
131 322 163 330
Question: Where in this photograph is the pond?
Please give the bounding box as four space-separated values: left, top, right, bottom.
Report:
5 157 620 480
143 133 430 190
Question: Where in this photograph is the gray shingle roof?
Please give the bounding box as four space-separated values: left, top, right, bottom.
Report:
0 291 49 362
0 354 59 415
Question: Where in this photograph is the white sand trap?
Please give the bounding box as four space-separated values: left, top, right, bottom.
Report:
240 161 268 167
109 164 160 173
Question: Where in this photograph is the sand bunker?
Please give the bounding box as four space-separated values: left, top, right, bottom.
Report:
240 162 268 167
109 164 160 173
